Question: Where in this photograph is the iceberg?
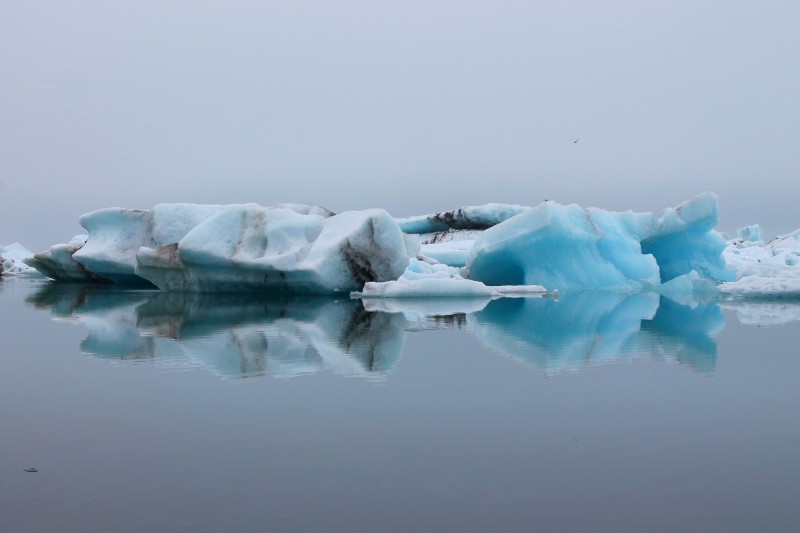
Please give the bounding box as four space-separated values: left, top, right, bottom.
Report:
397 204 529 268
28 192 800 298
24 235 95 282
137 205 413 293
355 258 546 299
29 203 413 294
0 242 42 277
721 227 800 297
396 203 529 234
72 204 227 284
466 192 733 292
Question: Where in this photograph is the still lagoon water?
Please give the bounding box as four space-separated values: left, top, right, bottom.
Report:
1 279 799 532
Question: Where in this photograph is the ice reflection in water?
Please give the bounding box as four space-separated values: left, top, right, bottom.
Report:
27 283 746 378
27 284 405 379
471 293 723 374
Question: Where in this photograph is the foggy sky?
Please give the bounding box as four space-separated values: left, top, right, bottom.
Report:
2 0 799 251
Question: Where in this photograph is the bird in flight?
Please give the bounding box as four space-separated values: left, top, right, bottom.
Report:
573 138 580 143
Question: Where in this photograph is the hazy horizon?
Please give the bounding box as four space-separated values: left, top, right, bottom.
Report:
2 1 799 251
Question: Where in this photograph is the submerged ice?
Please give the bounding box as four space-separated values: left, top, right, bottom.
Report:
17 192 800 298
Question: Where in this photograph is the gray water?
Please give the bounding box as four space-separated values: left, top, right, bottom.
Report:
1 279 799 532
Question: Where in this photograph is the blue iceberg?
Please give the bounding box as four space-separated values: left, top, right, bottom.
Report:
466 192 734 292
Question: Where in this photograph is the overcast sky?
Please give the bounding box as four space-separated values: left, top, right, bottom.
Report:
2 0 799 250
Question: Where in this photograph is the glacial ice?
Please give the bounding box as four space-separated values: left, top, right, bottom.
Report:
0 243 41 277
73 204 226 283
356 258 546 299
136 205 413 293
19 192 800 298
396 203 529 234
721 227 800 297
24 235 94 282
466 192 733 292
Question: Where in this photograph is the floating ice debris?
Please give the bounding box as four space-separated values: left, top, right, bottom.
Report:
353 258 547 299
721 227 800 297
0 242 42 277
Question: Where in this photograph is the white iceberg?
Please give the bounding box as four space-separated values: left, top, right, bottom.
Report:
29 203 413 294
137 204 414 293
0 242 42 277
72 204 227 283
354 258 546 299
24 235 94 282
721 227 800 297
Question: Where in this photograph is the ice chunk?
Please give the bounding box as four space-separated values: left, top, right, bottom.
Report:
397 203 529 234
356 258 494 298
721 227 800 297
25 235 98 282
0 243 42 277
354 258 546 299
736 225 763 243
418 240 474 267
466 193 733 291
138 205 412 294
71 204 225 284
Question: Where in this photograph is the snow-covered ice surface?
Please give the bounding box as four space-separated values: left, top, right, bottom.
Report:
354 258 546 299
0 243 42 277
721 227 800 297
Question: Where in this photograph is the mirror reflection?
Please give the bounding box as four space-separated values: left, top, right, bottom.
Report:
28 283 740 379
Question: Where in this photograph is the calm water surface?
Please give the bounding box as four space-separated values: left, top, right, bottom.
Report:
1 279 799 532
